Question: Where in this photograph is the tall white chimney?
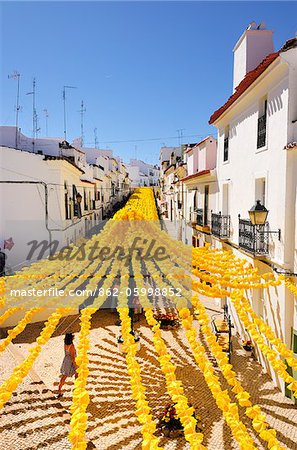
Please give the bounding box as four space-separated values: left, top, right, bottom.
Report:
233 22 274 91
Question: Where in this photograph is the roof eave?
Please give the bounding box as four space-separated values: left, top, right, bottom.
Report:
209 54 281 126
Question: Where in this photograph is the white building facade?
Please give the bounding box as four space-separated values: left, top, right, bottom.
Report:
126 158 159 187
0 128 132 270
181 136 217 246
207 27 297 398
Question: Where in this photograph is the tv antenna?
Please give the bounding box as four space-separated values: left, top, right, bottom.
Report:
63 85 76 141
26 77 38 153
94 127 98 148
177 128 185 147
43 109 49 136
8 70 21 149
78 100 86 147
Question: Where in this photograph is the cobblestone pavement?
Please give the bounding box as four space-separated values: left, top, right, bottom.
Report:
1 305 297 450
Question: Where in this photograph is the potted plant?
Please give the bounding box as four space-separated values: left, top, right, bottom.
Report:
242 339 253 356
153 312 179 330
157 403 201 438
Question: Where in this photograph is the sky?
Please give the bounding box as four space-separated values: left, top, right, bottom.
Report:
1 1 296 164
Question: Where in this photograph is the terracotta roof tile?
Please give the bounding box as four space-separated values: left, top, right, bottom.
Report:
209 52 279 124
181 169 210 182
185 136 213 153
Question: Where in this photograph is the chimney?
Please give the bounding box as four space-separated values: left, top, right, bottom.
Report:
233 22 274 91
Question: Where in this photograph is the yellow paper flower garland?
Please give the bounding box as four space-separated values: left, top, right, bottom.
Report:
144 307 206 449
191 294 284 449
0 278 5 308
280 276 297 297
230 291 297 397
237 294 297 372
134 254 252 449
117 274 163 450
68 307 97 450
131 251 206 446
0 307 43 353
160 261 284 447
0 307 23 326
178 308 257 450
135 251 268 450
137 259 257 449
0 307 73 409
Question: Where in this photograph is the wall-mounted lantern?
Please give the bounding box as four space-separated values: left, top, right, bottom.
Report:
248 200 281 240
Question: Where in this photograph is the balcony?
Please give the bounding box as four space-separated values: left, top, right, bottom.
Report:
211 213 230 239
257 115 267 149
238 218 269 256
191 209 204 227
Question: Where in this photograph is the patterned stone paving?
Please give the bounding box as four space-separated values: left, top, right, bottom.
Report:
1 303 297 450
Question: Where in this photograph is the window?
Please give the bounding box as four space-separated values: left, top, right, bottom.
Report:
257 97 267 149
72 185 82 218
84 189 88 210
204 185 209 225
255 177 266 206
223 126 229 162
64 181 70 220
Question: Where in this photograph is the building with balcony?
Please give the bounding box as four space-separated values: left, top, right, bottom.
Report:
180 136 217 246
208 23 297 398
159 146 183 220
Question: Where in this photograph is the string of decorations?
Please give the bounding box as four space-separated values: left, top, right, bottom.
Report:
0 307 74 409
0 307 43 353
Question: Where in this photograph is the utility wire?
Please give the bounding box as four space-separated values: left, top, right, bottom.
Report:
83 133 209 145
0 166 135 191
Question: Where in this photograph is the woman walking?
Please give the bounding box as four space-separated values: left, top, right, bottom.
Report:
57 333 78 398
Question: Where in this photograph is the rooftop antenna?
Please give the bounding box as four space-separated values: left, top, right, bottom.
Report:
26 77 37 153
63 85 77 141
177 128 185 147
78 100 86 147
94 127 98 148
36 117 41 138
8 70 21 149
134 145 137 160
43 108 49 136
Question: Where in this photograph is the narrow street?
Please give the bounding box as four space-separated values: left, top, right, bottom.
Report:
0 212 296 450
1 304 297 449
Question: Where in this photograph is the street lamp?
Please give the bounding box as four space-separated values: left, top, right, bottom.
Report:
248 200 281 240
248 200 268 225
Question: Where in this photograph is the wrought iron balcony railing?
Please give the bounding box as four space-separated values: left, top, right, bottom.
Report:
238 217 269 255
191 208 204 227
211 212 230 239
